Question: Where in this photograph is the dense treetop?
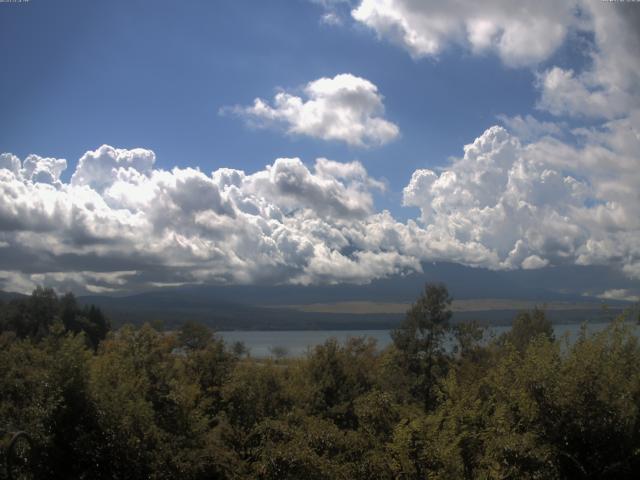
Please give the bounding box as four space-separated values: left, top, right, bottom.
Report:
1 285 639 479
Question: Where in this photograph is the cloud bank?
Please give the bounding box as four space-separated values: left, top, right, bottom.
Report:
1 109 639 294
0 146 421 293
226 73 399 147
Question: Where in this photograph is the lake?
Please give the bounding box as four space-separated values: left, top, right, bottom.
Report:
219 322 631 358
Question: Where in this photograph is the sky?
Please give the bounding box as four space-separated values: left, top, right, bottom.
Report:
0 0 639 301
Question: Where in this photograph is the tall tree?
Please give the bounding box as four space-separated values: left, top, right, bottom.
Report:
392 283 452 410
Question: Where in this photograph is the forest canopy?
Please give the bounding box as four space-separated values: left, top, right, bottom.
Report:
1 284 639 479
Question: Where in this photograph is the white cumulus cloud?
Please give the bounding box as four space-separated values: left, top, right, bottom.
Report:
1 115 639 293
402 123 640 275
536 2 640 119
226 73 399 147
597 289 640 303
350 0 578 67
2 1 639 294
0 146 417 293
497 114 563 142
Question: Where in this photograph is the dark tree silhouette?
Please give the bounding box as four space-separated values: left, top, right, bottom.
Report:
392 283 452 410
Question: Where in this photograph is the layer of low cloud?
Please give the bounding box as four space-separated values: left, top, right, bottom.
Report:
2 109 639 294
225 73 399 147
0 146 422 293
597 289 640 304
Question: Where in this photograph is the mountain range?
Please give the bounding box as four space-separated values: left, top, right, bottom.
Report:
66 263 636 330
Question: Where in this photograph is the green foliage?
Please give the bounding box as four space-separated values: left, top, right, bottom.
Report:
501 307 554 353
0 288 110 348
0 329 96 478
0 287 58 340
223 361 293 433
178 321 214 351
87 324 238 479
303 337 378 428
453 320 485 361
392 283 453 410
250 412 393 480
1 284 640 479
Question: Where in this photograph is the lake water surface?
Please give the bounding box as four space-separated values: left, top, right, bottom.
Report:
219 322 630 358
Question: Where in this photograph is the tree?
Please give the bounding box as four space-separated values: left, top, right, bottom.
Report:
0 289 109 348
501 307 554 353
304 337 377 429
392 283 452 410
453 320 485 361
178 321 213 350
82 305 110 348
25 287 59 339
59 292 110 349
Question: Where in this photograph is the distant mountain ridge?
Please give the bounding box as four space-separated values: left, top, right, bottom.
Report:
0 290 27 302
79 262 636 305
2 263 634 330
74 263 633 330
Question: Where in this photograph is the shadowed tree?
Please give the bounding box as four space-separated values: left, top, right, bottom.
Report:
0 289 109 348
501 307 554 353
178 321 214 350
60 292 110 349
392 283 452 410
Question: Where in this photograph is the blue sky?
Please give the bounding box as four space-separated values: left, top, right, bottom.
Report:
1 0 544 216
0 0 639 299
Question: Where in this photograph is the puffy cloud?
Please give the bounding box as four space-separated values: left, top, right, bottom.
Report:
0 270 138 296
403 124 640 274
536 2 640 119
0 146 416 293
71 144 156 192
22 155 68 185
521 255 549 270
497 114 563 142
0 152 67 185
311 0 353 25
536 67 634 119
0 154 21 175
2 3 639 294
597 289 640 303
238 157 382 219
529 5 640 279
1 116 639 293
226 73 399 147
350 0 578 67
387 2 639 280
623 263 640 281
